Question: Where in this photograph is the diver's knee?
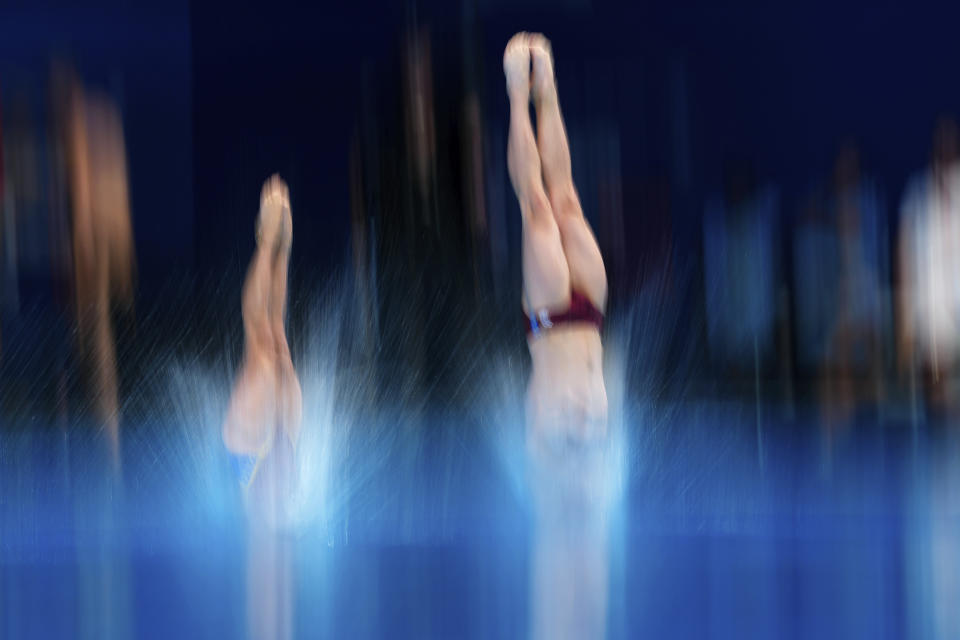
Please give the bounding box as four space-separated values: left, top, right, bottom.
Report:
522 189 556 229
549 184 582 221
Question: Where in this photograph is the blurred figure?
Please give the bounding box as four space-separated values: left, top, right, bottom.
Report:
795 143 888 447
898 116 960 412
51 68 135 466
403 26 438 227
222 174 302 640
462 91 489 299
504 33 609 640
702 159 782 388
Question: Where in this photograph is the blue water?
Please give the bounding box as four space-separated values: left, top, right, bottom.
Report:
1 405 955 639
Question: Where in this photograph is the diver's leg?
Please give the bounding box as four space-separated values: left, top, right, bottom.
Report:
505 33 570 314
88 95 135 467
528 34 607 312
65 84 128 467
266 176 302 447
222 179 284 455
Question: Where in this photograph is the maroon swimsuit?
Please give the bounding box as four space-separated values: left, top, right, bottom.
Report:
525 289 604 337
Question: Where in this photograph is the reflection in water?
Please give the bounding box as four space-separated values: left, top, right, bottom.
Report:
921 429 960 639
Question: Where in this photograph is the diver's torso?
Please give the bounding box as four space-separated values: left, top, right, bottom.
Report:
527 325 607 444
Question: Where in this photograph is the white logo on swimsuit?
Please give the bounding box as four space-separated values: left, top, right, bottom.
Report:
537 309 553 329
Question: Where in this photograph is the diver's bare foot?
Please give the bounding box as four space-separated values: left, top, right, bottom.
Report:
504 32 532 101
526 33 556 105
258 174 288 248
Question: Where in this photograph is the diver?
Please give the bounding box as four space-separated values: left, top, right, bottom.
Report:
504 32 610 640
222 175 302 640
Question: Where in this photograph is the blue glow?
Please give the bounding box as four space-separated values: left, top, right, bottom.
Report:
0 282 956 638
